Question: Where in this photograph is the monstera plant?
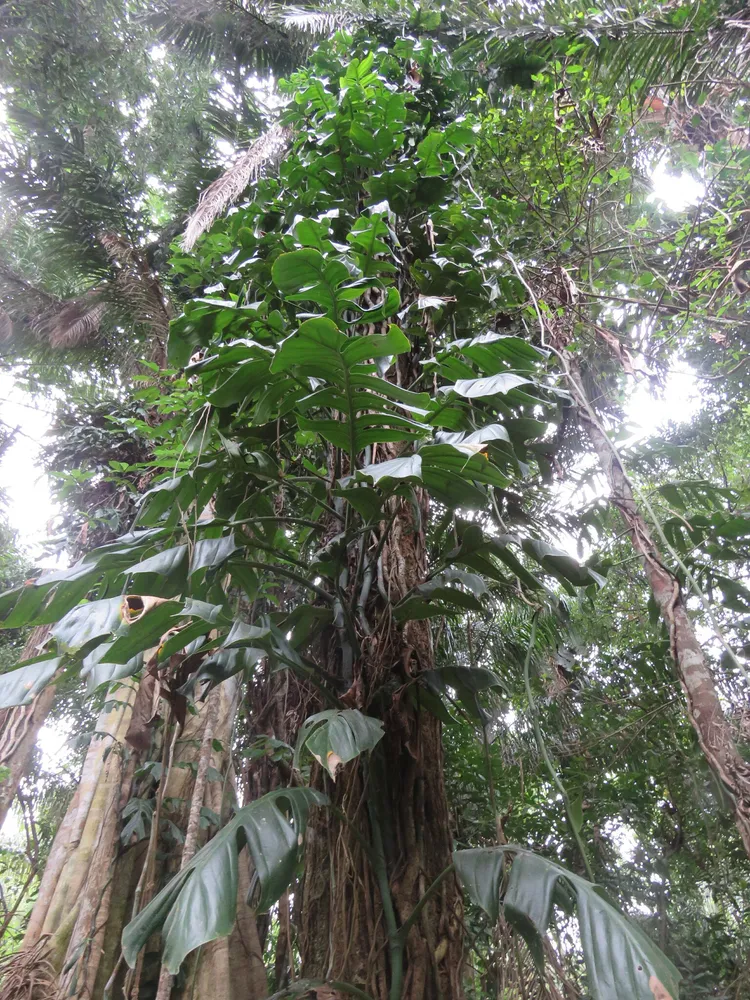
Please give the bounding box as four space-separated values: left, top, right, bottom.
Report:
0 28 686 1000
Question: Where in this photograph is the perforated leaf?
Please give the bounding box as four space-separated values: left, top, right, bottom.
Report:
122 788 327 974
454 848 680 1000
294 709 384 778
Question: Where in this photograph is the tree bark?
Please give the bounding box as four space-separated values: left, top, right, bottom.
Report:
133 675 262 1000
22 680 138 953
0 625 54 830
565 354 750 857
300 491 464 1000
11 671 262 1000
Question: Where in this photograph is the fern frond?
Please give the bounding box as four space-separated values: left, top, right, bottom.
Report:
182 123 293 250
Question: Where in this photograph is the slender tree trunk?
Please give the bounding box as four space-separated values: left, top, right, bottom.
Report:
133 675 263 1000
21 682 137 970
9 671 261 1000
301 490 464 1000
0 625 54 829
563 352 750 857
154 693 218 1000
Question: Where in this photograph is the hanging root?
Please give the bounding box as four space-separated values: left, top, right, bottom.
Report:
0 938 56 1000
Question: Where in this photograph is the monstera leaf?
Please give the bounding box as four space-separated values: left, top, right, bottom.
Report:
122 787 327 974
293 709 384 778
0 654 62 708
454 847 680 1000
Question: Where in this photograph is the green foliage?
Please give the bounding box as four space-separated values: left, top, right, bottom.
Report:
4 4 750 996
122 787 326 974
0 36 605 709
294 709 384 777
455 847 681 1000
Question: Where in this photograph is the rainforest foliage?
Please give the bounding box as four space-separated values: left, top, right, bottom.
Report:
1 2 750 999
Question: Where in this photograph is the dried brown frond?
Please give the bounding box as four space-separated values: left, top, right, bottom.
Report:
182 124 293 250
0 307 12 341
50 301 108 347
0 938 57 1000
32 287 108 348
100 231 136 266
101 232 172 340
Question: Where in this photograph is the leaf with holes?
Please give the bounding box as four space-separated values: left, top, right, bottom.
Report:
122 787 327 974
293 709 384 779
453 847 680 1000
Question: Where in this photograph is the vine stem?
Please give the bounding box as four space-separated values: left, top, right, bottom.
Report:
366 798 403 1000
397 865 455 944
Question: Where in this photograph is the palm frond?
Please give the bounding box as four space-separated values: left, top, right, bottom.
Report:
451 0 747 99
0 260 60 315
278 5 364 35
0 106 129 283
182 123 293 250
0 235 170 352
698 5 750 85
31 288 109 349
148 0 300 74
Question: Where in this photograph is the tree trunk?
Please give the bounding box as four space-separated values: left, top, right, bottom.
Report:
300 491 464 1000
0 625 54 830
564 353 750 857
8 671 265 1000
21 680 137 974
133 675 264 1000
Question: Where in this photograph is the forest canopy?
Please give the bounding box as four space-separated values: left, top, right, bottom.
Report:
0 3 749 999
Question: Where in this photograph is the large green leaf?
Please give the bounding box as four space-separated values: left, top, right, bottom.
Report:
416 123 476 176
421 666 505 724
435 424 511 450
447 372 531 399
271 317 347 374
271 248 353 322
294 708 384 778
447 332 546 373
105 599 184 664
178 646 264 697
454 847 681 1000
122 787 327 974
53 597 126 654
190 535 240 574
122 545 188 597
394 569 487 621
272 318 410 381
358 454 422 483
0 655 62 708
0 560 102 630
122 545 188 579
81 644 144 691
522 539 606 589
